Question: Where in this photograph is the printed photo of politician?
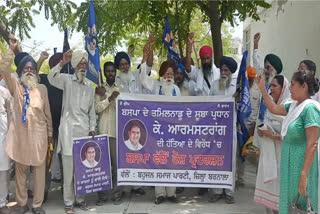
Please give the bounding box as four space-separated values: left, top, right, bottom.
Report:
81 141 101 168
123 119 147 151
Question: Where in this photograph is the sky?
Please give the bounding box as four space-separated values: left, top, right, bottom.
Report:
22 6 243 58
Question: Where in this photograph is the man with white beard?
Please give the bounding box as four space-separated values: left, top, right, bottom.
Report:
252 33 283 122
114 51 151 95
139 36 180 205
113 44 152 197
48 49 96 214
0 39 53 214
209 56 237 96
208 56 238 204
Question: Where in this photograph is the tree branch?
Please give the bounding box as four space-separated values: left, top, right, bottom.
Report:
195 1 210 17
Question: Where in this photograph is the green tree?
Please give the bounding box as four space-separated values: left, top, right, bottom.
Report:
0 0 270 67
76 1 270 66
0 0 76 45
195 0 271 65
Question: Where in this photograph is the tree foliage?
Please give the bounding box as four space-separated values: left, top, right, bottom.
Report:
0 0 271 67
76 0 270 66
0 0 77 42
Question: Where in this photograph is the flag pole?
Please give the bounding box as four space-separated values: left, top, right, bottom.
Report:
98 72 101 87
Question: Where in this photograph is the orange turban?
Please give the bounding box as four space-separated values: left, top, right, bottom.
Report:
247 66 256 78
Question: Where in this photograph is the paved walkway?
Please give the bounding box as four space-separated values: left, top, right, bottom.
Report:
8 158 265 214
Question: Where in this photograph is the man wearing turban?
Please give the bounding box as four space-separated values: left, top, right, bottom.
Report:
209 56 237 96
174 58 196 96
103 36 152 197
139 36 180 205
48 49 96 213
0 40 52 214
253 32 283 128
246 66 261 136
208 56 238 205
113 51 148 94
184 32 220 96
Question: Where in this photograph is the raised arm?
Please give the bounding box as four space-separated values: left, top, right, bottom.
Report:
255 74 287 116
185 32 193 74
48 50 72 90
139 41 156 92
252 33 264 75
0 39 18 96
146 33 155 67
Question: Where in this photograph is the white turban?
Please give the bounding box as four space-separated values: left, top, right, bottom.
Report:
71 49 88 68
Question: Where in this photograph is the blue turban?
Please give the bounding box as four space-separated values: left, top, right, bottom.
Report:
176 63 187 77
14 52 29 67
114 52 130 70
220 56 237 73
17 55 37 77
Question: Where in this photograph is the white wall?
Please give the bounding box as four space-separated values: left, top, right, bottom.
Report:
243 0 320 79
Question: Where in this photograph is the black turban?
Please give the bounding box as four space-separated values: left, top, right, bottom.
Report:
14 52 29 67
114 52 130 70
220 56 237 73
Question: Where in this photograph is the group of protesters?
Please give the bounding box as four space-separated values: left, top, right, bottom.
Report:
0 29 319 214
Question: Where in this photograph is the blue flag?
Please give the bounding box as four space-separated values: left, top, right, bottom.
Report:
236 51 252 161
162 16 180 64
62 29 75 74
85 0 102 85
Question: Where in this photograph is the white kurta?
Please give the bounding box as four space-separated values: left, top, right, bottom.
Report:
0 86 11 171
115 67 152 94
95 82 121 137
209 78 237 96
139 63 181 96
254 110 283 211
177 80 197 96
252 49 264 75
48 64 96 156
187 64 220 96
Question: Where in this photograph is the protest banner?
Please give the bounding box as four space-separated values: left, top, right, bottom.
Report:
73 135 112 195
117 94 236 190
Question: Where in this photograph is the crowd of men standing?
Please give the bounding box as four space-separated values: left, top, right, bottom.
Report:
0 30 319 214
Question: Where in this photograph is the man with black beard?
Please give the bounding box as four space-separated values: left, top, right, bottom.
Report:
185 33 220 96
48 49 96 213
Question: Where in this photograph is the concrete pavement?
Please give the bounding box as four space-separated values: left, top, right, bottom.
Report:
8 158 265 214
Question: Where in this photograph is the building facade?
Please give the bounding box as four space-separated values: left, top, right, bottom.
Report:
243 0 320 78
